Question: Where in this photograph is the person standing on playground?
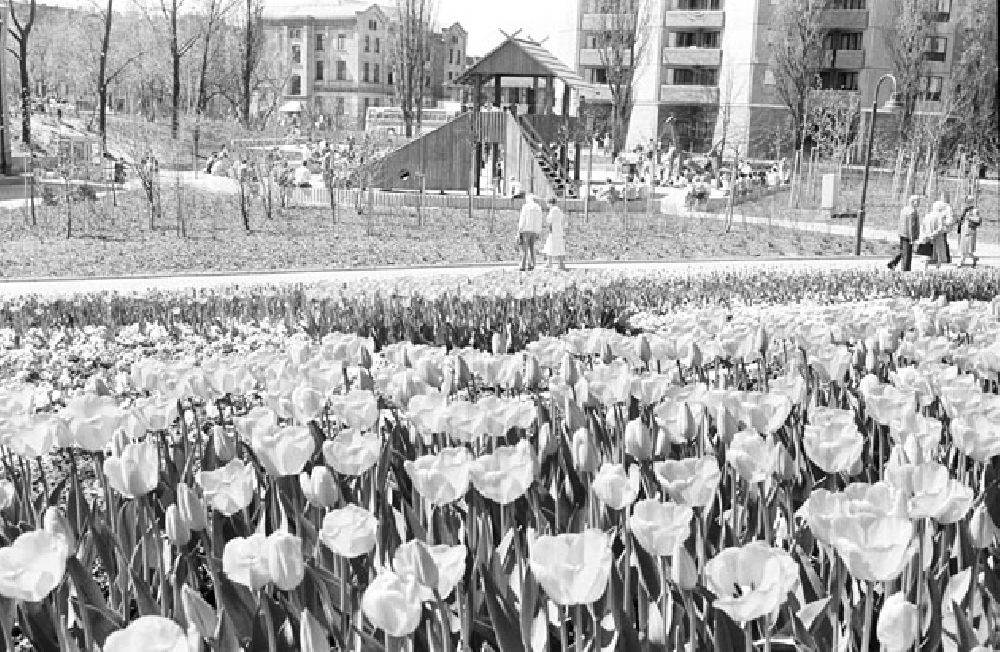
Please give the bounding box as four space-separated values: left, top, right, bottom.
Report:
542 196 568 271
518 194 544 271
888 194 921 271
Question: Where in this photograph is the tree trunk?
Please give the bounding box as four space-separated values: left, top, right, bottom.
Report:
18 50 32 145
97 0 113 146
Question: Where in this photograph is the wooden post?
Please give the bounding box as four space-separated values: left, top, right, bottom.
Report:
474 78 483 196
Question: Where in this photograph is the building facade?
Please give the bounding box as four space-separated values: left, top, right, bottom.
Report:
575 0 976 157
262 1 469 129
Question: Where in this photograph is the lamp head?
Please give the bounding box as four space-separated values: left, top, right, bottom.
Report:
882 92 903 112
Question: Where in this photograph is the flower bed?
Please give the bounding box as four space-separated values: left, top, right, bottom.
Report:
0 270 998 651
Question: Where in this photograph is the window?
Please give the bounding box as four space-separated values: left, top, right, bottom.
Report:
836 71 859 90
670 67 718 85
928 0 950 20
336 60 347 80
673 31 720 48
837 31 862 50
291 45 301 64
368 19 378 30
829 0 865 8
315 61 324 81
289 28 301 39
336 97 345 115
289 75 301 95
425 75 431 87
363 63 370 82
449 49 454 64
316 34 324 51
387 70 395 85
591 67 608 84
923 36 947 61
448 71 454 81
375 38 380 53
674 0 721 9
451 35 458 44
337 34 346 51
364 36 370 53
764 69 775 85
373 64 380 83
920 75 943 101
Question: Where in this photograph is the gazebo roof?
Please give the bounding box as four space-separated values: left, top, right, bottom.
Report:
457 37 588 88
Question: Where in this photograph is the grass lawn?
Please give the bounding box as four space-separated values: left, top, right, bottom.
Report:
734 170 999 244
0 188 892 278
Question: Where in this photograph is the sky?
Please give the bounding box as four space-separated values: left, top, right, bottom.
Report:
435 0 578 62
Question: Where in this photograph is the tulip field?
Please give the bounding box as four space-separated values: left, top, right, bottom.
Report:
0 267 998 652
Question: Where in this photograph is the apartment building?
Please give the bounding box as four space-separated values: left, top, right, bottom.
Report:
262 1 469 128
576 0 973 157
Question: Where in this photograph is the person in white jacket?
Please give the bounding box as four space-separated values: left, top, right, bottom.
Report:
517 194 544 271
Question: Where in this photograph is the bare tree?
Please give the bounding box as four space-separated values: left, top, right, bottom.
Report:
7 0 38 145
883 0 936 140
950 0 999 194
768 0 829 150
237 0 264 127
393 0 436 137
94 0 144 147
592 0 651 157
192 0 234 153
147 0 200 139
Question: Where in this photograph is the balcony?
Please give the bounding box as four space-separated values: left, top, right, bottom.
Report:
818 9 869 29
660 84 719 104
823 49 865 69
663 47 722 66
581 13 633 31
664 10 724 29
578 48 631 66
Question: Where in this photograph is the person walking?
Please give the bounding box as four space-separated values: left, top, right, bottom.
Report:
930 190 955 263
958 206 982 267
888 195 921 271
918 202 947 269
517 194 544 271
542 196 567 271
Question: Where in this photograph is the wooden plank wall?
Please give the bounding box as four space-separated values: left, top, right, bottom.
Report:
376 113 474 191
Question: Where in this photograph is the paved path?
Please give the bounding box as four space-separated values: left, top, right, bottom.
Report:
0 256 994 298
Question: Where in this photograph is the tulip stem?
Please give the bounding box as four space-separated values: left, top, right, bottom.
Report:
744 622 753 652
340 555 350 645
861 582 874 652
560 605 569 652
575 604 584 652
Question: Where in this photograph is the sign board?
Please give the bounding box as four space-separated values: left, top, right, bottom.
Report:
821 173 839 211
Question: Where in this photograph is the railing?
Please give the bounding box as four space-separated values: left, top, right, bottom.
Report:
517 117 569 185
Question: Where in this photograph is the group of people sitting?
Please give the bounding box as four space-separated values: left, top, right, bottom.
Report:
888 191 982 271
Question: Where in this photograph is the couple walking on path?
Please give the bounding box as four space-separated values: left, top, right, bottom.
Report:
517 194 567 271
888 191 981 272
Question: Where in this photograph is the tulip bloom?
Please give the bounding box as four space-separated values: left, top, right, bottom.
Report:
829 514 914 582
103 440 160 499
876 593 920 652
329 389 379 431
886 462 973 524
726 431 777 484
176 482 208 531
950 413 1000 463
654 456 721 508
629 500 693 557
198 458 257 516
394 540 466 600
0 530 69 602
222 533 272 590
653 399 698 445
404 448 472 506
0 413 61 459
803 422 863 474
704 541 798 625
299 466 341 508
61 394 124 451
253 424 316 477
319 505 378 558
739 392 792 436
470 439 535 505
530 529 612 606
291 386 327 425
361 570 423 637
322 430 382 477
264 531 305 591
592 463 641 510
103 616 189 652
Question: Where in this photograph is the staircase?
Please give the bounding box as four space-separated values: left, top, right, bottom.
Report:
517 116 578 199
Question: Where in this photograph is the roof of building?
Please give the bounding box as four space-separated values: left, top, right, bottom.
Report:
262 0 392 21
456 37 590 89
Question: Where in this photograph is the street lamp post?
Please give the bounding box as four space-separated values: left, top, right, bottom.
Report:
855 73 898 256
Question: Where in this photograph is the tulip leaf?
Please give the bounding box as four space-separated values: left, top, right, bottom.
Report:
712 610 745 652
632 541 661 602
481 562 527 652
90 520 120 587
65 555 124 645
16 600 61 652
128 563 161 617
985 479 1000 534
952 600 979 651
606 548 642 652
215 570 259 644
919 570 945 652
